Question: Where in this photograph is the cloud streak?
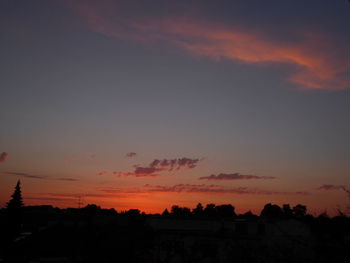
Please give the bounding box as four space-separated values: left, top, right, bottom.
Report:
4 172 47 179
116 157 202 177
25 192 126 205
25 197 76 202
67 0 350 91
0 152 9 163
144 184 307 195
199 173 275 180
56 177 79 182
317 184 346 191
96 184 308 196
42 192 128 199
4 171 78 181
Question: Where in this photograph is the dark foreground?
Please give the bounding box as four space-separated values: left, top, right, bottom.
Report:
1 205 350 263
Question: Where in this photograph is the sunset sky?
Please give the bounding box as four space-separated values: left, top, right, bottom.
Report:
1 0 350 215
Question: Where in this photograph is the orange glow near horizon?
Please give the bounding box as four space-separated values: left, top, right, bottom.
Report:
5 184 343 217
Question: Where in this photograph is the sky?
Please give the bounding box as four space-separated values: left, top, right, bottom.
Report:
1 0 350 215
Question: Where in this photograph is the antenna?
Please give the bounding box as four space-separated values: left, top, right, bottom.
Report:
77 195 84 208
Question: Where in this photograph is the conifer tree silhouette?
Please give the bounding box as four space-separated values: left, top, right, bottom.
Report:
6 180 24 235
7 180 24 210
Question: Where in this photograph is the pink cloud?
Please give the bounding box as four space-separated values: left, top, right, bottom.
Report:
134 166 159 176
115 157 202 177
0 152 9 163
149 157 201 171
199 173 275 180
66 1 350 91
113 169 159 178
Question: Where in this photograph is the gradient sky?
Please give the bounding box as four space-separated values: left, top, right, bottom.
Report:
1 0 350 215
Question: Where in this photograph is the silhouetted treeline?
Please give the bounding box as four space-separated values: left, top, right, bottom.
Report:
1 181 350 263
1 201 350 263
160 202 313 221
167 203 237 218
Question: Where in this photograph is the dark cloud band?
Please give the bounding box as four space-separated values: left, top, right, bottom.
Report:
199 173 275 180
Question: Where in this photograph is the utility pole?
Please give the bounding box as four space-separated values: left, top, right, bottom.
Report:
77 195 84 208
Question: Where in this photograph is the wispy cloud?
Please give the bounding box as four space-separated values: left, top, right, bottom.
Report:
317 184 346 191
25 197 76 202
42 192 128 199
125 152 137 158
115 157 203 177
56 177 79 182
199 173 275 181
4 171 78 181
96 184 308 196
0 152 9 163
144 184 307 195
67 0 350 91
4 172 47 179
25 192 126 204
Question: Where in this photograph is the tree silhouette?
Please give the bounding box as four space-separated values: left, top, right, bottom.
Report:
216 204 236 217
204 203 217 217
6 180 24 235
192 203 204 216
342 186 350 214
162 208 170 216
170 205 191 216
282 204 293 218
6 180 23 211
170 205 181 216
81 204 101 215
260 203 283 219
292 204 307 218
241 211 257 219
